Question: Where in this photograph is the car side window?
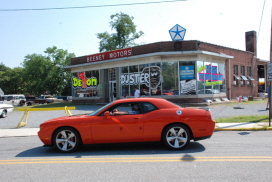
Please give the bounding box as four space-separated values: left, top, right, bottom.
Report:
116 103 141 114
143 102 158 113
7 96 13 101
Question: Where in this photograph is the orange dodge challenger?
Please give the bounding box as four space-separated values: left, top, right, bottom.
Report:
38 98 215 152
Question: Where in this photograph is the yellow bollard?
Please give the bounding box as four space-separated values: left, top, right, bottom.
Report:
17 107 76 128
17 109 30 128
64 106 72 116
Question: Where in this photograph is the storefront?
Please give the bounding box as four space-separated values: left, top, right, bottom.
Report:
66 41 235 104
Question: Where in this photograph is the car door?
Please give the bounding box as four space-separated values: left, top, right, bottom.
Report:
91 103 144 144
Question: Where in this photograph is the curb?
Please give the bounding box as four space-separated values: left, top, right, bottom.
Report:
214 127 272 131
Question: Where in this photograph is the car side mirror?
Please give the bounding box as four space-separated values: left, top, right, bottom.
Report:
103 111 112 119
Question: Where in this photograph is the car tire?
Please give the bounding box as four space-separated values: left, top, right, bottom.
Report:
162 124 191 150
19 100 24 106
0 110 7 118
53 127 81 153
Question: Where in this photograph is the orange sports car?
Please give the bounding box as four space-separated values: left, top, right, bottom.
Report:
38 98 215 152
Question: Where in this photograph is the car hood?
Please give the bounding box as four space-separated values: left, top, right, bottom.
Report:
0 103 14 109
42 114 95 124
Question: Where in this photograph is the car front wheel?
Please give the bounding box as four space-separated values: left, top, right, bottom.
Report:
162 124 191 150
53 127 81 153
0 110 7 118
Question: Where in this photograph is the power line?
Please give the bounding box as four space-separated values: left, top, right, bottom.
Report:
257 0 266 42
0 0 186 12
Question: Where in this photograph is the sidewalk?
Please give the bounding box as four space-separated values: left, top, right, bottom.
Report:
0 122 271 137
215 122 272 131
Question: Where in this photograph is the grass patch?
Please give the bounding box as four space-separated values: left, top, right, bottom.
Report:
215 115 269 123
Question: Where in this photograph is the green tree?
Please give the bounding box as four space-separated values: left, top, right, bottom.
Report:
22 46 75 96
97 12 144 52
0 62 10 72
0 66 27 94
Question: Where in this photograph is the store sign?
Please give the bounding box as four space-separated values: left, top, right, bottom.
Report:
169 24 186 41
86 48 132 63
72 72 97 89
120 66 161 89
180 66 194 79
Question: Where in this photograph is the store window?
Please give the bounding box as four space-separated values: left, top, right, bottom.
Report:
120 67 129 98
129 65 139 96
240 66 247 85
233 65 239 85
247 66 254 85
197 61 225 94
139 64 150 96
150 62 161 96
120 63 162 97
72 70 100 97
108 68 116 81
119 60 225 98
161 62 179 95
179 61 196 95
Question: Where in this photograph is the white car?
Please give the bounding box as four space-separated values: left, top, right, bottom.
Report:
0 103 14 118
0 94 26 106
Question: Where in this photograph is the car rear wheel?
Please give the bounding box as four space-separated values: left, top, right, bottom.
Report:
19 100 25 106
53 127 81 153
162 124 191 150
0 110 7 118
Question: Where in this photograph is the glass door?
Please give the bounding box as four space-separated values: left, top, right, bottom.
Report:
109 81 117 102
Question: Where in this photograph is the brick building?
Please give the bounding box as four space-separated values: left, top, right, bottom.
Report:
66 31 268 104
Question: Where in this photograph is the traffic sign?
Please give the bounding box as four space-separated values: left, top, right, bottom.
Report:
267 63 272 81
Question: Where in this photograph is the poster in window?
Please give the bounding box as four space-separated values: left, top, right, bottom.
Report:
180 65 194 80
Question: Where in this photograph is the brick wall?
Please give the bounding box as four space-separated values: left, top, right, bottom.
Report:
198 41 258 98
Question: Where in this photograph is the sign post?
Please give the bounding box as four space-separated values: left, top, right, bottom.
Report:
267 63 272 126
268 11 272 127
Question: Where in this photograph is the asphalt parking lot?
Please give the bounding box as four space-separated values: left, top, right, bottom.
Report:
0 101 269 129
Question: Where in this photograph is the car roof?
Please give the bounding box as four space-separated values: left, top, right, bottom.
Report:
111 98 179 109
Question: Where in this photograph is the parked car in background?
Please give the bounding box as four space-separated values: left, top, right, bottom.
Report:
25 96 36 106
0 94 26 106
0 103 14 118
57 96 72 102
162 90 173 95
34 95 63 104
38 98 215 153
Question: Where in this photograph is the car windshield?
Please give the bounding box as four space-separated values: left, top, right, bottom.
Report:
87 102 112 116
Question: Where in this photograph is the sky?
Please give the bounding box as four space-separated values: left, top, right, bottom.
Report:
1 0 271 68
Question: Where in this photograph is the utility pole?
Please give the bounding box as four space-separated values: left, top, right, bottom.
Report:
269 7 272 127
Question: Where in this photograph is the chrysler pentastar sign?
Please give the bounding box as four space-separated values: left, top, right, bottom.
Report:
169 24 186 41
